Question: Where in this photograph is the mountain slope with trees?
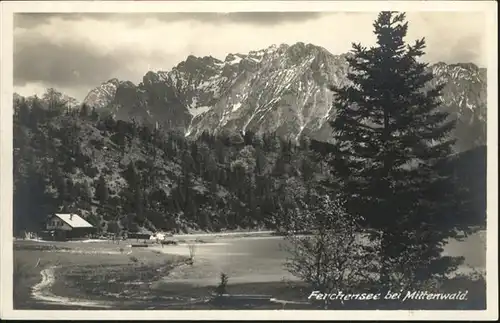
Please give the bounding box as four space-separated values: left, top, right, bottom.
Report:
13 88 486 237
13 92 330 235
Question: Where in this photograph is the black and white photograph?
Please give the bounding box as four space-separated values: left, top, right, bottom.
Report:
1 0 497 320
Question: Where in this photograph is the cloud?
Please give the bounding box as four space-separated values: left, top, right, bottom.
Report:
14 12 325 28
13 11 488 101
14 21 176 91
405 12 486 66
208 12 326 24
14 37 127 87
13 12 335 94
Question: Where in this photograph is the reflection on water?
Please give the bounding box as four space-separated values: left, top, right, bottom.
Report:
163 237 295 286
162 232 486 287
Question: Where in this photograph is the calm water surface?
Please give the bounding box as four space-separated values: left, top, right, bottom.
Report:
162 232 486 287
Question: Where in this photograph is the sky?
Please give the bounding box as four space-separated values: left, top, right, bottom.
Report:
13 11 488 101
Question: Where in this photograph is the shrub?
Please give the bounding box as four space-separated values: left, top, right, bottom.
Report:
283 194 375 308
187 242 196 264
214 272 229 296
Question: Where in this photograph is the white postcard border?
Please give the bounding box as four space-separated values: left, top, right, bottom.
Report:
1 1 497 320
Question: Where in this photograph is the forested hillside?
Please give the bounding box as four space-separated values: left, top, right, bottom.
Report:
12 91 486 235
13 92 327 235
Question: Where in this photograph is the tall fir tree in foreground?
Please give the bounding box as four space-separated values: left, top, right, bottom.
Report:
328 12 462 289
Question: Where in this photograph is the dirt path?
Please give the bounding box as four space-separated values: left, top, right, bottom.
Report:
31 266 112 308
30 265 213 309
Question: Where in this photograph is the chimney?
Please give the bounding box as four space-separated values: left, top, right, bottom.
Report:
70 214 73 221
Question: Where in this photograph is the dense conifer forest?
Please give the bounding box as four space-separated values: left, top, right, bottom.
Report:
13 91 485 236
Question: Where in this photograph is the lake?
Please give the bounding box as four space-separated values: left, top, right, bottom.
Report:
18 230 487 309
159 231 487 287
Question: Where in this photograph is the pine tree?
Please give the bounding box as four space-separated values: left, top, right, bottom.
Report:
243 130 255 146
14 98 31 126
122 162 141 191
43 88 66 117
94 174 109 205
79 103 90 118
327 12 459 289
90 107 100 122
254 147 267 175
29 97 46 128
80 181 93 205
133 189 145 220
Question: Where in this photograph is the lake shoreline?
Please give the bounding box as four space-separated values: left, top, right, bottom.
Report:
13 241 188 309
13 230 487 310
18 273 488 310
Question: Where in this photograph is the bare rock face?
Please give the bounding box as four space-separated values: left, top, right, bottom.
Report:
83 42 487 152
83 78 122 109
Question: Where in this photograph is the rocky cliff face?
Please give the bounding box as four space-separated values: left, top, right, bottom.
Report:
429 62 487 151
83 42 487 152
83 78 122 109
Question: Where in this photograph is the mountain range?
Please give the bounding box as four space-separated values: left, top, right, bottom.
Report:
12 42 487 235
60 42 488 152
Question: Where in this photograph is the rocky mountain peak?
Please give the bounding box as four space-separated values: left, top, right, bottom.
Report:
107 78 122 86
82 43 486 152
83 78 129 109
142 71 161 85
